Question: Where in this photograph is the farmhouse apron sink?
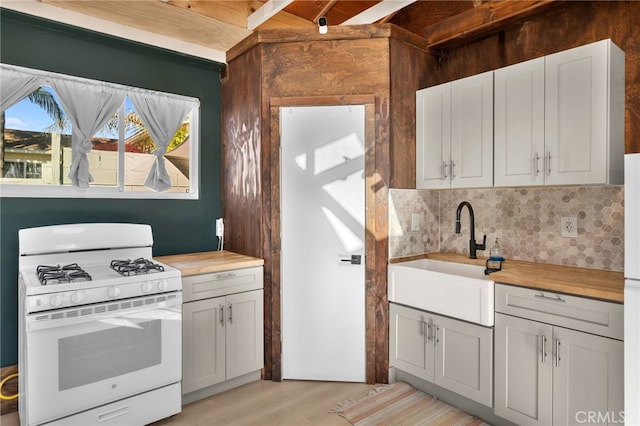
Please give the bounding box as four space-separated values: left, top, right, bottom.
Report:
388 259 495 326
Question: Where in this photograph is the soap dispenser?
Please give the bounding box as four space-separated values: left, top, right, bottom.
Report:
490 238 504 261
485 238 504 275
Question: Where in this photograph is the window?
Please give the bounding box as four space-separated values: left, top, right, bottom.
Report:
4 160 42 180
0 64 200 199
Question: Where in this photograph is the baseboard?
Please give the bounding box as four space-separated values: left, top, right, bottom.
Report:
181 371 262 405
0 365 18 415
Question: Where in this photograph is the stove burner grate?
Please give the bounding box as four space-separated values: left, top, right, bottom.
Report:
110 257 165 276
36 263 92 285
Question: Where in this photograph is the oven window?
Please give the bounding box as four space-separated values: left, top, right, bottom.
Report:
58 319 161 391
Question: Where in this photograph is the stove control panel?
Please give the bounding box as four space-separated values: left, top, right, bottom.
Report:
25 276 182 313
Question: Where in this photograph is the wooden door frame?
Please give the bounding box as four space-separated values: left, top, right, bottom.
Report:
265 94 388 384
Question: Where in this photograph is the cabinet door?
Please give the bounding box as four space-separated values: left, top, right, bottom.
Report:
182 296 226 393
389 303 435 381
494 57 545 187
434 315 493 406
552 327 624 426
451 71 493 188
545 40 611 185
494 313 553 426
416 84 451 189
225 290 264 380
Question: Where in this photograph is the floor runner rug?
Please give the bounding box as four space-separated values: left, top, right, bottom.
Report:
330 382 491 426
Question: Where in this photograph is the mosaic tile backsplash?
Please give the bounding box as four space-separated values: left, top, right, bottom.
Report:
389 186 624 272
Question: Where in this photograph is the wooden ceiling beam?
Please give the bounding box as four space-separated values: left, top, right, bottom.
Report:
423 0 558 49
247 0 294 30
314 0 338 24
342 0 418 25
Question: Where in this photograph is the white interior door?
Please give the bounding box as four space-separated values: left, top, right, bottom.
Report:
281 105 365 382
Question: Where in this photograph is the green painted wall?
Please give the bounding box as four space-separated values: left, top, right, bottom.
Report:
0 10 224 366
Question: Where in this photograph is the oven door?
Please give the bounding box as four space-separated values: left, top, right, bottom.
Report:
24 293 182 426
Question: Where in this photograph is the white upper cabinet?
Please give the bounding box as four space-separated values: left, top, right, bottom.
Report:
495 39 625 187
416 83 451 189
417 71 493 189
451 71 494 188
422 39 624 189
545 39 625 185
494 57 545 186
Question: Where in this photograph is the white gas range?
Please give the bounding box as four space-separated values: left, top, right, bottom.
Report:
18 223 183 426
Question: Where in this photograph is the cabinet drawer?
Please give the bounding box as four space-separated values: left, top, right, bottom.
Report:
495 283 623 340
182 267 263 302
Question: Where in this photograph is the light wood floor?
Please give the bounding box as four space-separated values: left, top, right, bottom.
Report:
0 380 376 426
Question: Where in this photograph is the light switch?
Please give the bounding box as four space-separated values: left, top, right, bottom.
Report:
411 213 420 231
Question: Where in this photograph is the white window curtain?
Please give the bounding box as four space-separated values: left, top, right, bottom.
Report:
0 65 44 111
52 79 125 188
129 92 194 192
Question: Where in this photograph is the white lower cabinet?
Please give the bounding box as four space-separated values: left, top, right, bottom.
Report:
389 302 493 406
182 296 226 392
494 284 624 426
182 267 264 395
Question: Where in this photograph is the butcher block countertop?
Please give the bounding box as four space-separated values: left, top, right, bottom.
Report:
390 252 624 303
156 250 264 277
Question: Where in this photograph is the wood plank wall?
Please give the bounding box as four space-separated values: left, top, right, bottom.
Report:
431 0 640 154
223 26 433 384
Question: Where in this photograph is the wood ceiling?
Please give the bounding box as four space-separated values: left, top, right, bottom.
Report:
24 0 559 61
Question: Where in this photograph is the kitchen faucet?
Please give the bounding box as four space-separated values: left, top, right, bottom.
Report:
455 201 486 259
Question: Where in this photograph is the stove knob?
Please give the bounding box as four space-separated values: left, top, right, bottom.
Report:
107 286 121 298
141 282 153 293
49 294 63 308
70 291 84 304
158 280 169 291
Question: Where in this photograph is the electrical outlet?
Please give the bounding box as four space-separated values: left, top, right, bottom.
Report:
561 216 578 238
411 213 420 231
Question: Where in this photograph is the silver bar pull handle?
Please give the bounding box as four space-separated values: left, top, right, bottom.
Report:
450 161 456 179
534 152 540 176
546 151 552 176
434 325 440 347
555 338 561 367
425 322 432 343
216 272 236 280
540 335 547 363
534 293 566 303
442 161 448 180
228 303 233 324
220 305 225 326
